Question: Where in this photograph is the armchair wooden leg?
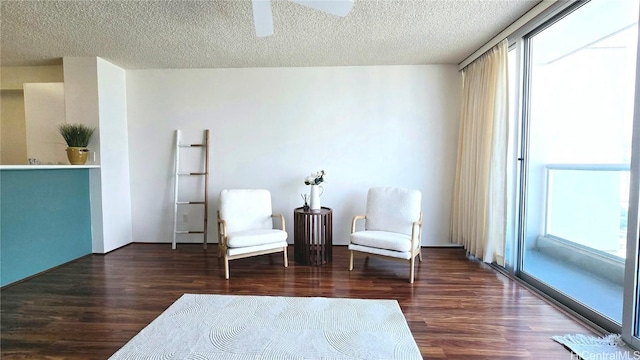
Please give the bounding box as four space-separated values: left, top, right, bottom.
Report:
283 247 288 268
224 254 230 280
419 249 423 262
349 251 354 271
409 257 415 284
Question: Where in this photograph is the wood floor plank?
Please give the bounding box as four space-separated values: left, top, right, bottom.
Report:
1 244 595 359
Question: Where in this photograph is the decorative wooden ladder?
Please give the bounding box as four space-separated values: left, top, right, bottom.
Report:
172 129 210 249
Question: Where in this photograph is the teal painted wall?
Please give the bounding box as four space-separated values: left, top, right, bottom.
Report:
1 169 92 287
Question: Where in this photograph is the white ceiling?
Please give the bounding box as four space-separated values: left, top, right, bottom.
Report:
0 0 540 70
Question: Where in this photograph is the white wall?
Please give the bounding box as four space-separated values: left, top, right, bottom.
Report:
97 58 133 252
126 65 460 246
64 57 133 254
1 65 64 165
23 82 67 165
63 57 104 253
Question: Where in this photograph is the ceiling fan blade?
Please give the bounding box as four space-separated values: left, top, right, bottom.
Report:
252 0 274 37
290 0 353 17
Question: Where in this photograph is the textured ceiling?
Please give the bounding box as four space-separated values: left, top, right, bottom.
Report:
0 0 539 70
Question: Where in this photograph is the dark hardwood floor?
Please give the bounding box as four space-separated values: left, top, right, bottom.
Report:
1 244 595 359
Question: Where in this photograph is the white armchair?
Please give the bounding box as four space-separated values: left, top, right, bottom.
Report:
217 189 288 279
348 187 423 283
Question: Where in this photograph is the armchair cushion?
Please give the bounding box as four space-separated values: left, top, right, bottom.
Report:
228 241 289 257
227 229 288 248
365 187 421 235
350 230 415 252
348 243 413 260
220 189 273 233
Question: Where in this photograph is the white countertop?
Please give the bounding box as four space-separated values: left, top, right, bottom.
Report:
0 165 100 170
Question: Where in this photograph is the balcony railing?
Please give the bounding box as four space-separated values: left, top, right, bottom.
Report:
544 163 630 259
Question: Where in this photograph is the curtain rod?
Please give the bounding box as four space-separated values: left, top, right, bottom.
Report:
458 0 558 71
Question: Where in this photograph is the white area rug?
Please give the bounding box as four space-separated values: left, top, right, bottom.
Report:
552 333 637 360
110 294 422 359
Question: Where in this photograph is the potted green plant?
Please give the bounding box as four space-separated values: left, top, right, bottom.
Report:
58 123 95 165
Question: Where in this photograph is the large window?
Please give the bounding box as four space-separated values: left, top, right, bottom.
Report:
509 0 639 335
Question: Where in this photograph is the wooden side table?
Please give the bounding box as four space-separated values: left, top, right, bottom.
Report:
294 207 332 265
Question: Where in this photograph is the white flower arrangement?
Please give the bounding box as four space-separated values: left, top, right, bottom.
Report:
304 170 326 185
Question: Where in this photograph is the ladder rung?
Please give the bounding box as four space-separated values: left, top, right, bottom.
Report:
175 230 205 234
176 201 205 205
177 172 207 176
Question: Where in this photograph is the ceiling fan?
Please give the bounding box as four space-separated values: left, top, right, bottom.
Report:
251 0 354 37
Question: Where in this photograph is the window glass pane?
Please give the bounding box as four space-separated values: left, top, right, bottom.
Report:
522 0 638 324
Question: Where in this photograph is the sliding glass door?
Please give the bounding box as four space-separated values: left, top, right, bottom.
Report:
517 0 639 330
623 9 640 348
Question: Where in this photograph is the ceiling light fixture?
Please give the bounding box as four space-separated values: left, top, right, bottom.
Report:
251 0 354 37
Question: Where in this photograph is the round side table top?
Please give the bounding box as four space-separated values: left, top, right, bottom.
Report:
294 207 332 215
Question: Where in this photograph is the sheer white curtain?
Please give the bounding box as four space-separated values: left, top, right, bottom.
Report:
450 39 508 265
